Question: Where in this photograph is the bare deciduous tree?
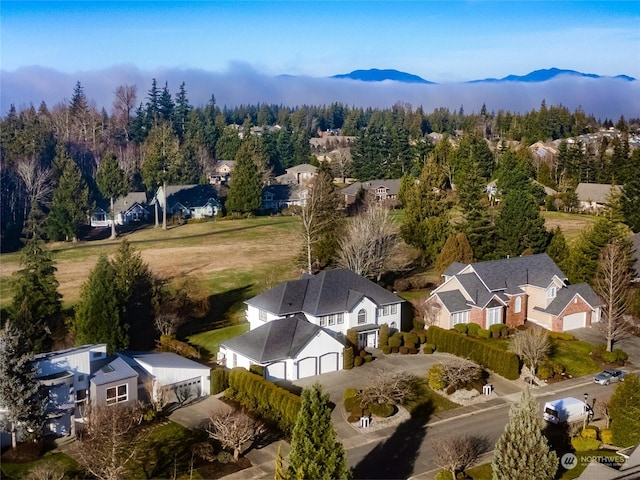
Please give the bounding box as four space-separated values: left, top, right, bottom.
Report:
112 85 137 141
412 299 441 328
207 410 264 462
508 327 551 383
595 396 612 429
329 147 352 183
336 204 401 281
360 370 417 407
76 403 143 480
593 240 635 352
143 378 170 413
26 462 65 480
431 434 490 479
438 358 484 391
154 313 185 337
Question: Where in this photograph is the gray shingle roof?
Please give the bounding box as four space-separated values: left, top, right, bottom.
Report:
437 290 470 313
443 262 467 277
541 283 603 315
575 183 621 204
222 314 326 363
90 356 137 386
246 268 404 316
341 179 402 197
470 254 566 290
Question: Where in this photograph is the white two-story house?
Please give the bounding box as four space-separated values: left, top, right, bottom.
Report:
219 268 405 381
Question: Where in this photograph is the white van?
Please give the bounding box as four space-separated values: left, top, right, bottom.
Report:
543 397 592 424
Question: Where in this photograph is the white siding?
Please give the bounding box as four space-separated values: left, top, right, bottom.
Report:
135 361 211 396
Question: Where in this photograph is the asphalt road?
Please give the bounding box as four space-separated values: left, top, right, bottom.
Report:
346 380 618 480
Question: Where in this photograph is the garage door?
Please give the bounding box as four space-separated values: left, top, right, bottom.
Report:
297 357 317 379
266 362 286 381
319 353 339 374
164 377 202 404
563 312 586 330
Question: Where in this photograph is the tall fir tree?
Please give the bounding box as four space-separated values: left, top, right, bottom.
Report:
434 232 474 274
73 253 128 353
546 226 569 272
48 145 91 242
11 227 62 353
620 172 640 232
288 384 349 480
0 321 45 448
609 374 640 447
225 140 264 215
492 389 557 480
96 152 129 240
495 188 549 257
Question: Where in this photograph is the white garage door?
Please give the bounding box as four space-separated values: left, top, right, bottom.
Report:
319 353 339 374
563 312 586 330
297 357 317 379
165 377 202 404
266 362 286 381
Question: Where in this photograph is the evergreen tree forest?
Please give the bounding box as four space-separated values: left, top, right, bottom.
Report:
1 79 639 256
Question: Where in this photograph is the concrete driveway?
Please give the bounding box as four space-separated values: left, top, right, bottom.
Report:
570 325 640 367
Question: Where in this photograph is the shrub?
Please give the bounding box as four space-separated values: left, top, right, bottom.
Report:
428 364 447 390
601 429 614 445
399 346 409 355
467 323 480 337
217 450 234 464
393 278 411 292
602 349 628 365
346 328 358 348
489 324 504 338
403 332 419 349
408 348 418 354
453 323 468 335
537 359 565 380
354 356 364 367
571 436 601 451
211 368 229 395
364 353 373 362
388 332 403 348
249 364 265 377
549 331 575 341
581 426 599 440
343 347 355 370
343 395 362 412
370 403 395 418
344 388 359 400
478 329 491 339
414 329 427 344
379 323 390 347
360 349 368 357
391 346 399 353
434 470 453 480
500 326 509 338
423 343 435 354
381 346 391 354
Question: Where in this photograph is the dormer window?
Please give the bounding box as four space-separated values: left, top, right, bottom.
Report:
547 286 557 299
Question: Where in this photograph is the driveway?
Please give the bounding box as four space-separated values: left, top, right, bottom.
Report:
570 325 640 367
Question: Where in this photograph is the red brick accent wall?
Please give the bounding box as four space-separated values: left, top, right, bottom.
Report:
558 296 593 330
469 308 485 329
551 316 563 332
506 294 527 328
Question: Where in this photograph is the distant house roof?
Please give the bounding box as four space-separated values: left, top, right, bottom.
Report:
246 268 404 317
112 192 148 213
263 184 307 202
90 356 138 386
152 184 219 209
576 183 621 205
33 344 107 362
341 179 402 197
222 314 324 363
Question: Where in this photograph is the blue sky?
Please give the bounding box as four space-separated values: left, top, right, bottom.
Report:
3 1 638 81
1 1 639 117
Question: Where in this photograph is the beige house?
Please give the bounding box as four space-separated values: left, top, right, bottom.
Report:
575 183 621 212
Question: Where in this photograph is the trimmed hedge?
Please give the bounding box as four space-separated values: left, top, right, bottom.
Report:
478 329 491 339
226 367 300 433
344 347 355 370
453 324 468 335
379 324 390 347
370 403 394 418
602 348 628 364
403 332 419 349
467 323 480 337
549 331 575 341
601 429 614 444
381 346 391 354
426 326 521 379
571 436 601 451
388 332 403 348
423 343 435 354
211 368 229 395
344 388 359 400
354 356 364 366
414 329 427 344
581 426 599 439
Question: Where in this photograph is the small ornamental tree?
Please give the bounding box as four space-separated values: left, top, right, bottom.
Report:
492 389 558 480
508 327 551 382
288 384 349 480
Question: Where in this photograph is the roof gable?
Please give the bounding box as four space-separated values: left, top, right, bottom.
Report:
90 356 137 386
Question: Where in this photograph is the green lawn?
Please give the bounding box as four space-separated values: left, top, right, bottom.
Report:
549 338 601 377
558 449 625 479
404 378 459 419
188 323 250 360
1 451 80 480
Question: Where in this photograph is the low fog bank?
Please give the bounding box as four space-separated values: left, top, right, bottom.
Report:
2 64 638 120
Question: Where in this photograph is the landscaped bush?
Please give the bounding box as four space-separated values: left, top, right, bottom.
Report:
478 328 491 339
344 395 362 412
354 356 364 366
249 364 265 377
344 388 359 400
369 402 395 418
343 347 355 370
549 331 575 341
426 326 521 379
489 324 503 338
360 349 368 357
428 364 447 390
467 323 480 337
408 348 418 354
423 343 435 354
399 346 409 355
403 332 419 349
379 324 390 347
602 348 628 365
226 367 300 433
537 359 565 380
581 426 599 439
346 328 358 348
211 368 229 395
453 323 468 335
571 436 601 451
381 346 391 354
364 353 373 362
601 429 614 444
388 332 403 348
391 346 399 353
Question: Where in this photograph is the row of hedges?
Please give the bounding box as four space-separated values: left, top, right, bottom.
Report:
426 326 521 380
451 323 509 339
344 347 374 369
225 367 301 433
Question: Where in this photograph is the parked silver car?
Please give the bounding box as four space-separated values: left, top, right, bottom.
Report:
593 369 626 385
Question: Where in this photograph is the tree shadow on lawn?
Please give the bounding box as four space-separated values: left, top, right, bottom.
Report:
351 416 428 479
178 285 254 338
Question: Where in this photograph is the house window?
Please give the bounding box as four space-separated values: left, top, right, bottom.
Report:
486 307 502 326
358 309 366 325
328 314 336 326
76 389 87 402
319 316 327 326
390 304 397 315
514 296 522 314
337 313 344 324
106 384 128 405
259 309 267 322
452 311 469 325
547 286 557 299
